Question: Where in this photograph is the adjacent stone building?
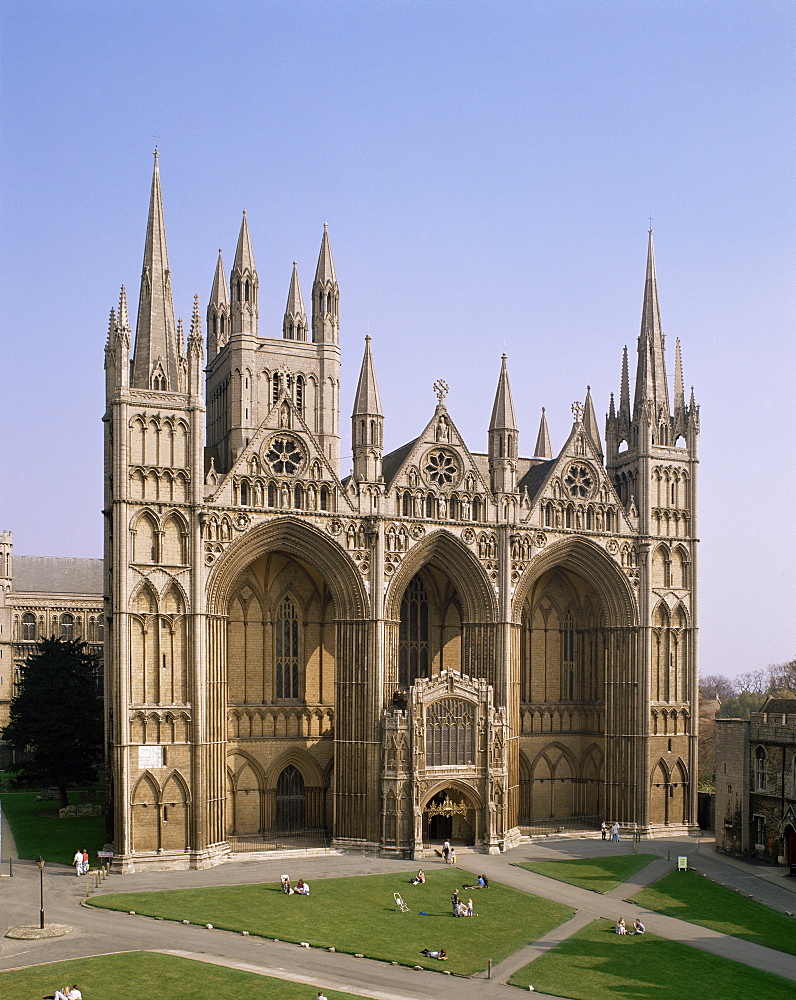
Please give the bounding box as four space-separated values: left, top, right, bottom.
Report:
715 694 796 867
104 154 701 870
0 531 103 765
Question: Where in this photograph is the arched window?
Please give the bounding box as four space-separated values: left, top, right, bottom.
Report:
562 610 575 700
425 493 434 518
60 613 74 640
244 279 250 302
275 597 299 699
293 484 303 509
295 374 304 414
326 291 332 313
399 577 429 688
472 497 481 521
402 491 411 517
97 618 104 642
22 612 36 641
220 313 225 335
756 746 767 791
276 765 305 832
426 698 475 766
320 486 330 511
267 482 277 507
240 481 249 505
272 373 280 404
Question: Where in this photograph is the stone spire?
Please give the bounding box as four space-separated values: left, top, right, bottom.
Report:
230 211 258 337
351 336 383 482
312 223 339 345
633 230 670 423
488 354 518 493
283 261 308 341
131 151 180 391
673 337 685 416
619 346 630 422
534 407 552 459
207 250 230 362
583 385 603 460
187 294 204 396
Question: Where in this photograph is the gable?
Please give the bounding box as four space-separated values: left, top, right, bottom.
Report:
383 405 491 499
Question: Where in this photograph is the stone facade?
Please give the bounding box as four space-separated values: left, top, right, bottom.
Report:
104 155 701 870
715 696 796 866
0 531 104 765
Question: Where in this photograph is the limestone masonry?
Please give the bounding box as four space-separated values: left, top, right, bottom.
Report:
103 154 700 869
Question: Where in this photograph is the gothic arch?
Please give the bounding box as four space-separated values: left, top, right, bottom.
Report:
421 776 485 809
207 516 367 620
512 536 638 627
385 529 497 623
265 747 325 788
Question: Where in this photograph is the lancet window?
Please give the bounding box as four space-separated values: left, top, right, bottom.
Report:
275 597 300 699
399 577 429 688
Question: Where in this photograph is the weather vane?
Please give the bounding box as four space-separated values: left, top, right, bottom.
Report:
433 379 449 404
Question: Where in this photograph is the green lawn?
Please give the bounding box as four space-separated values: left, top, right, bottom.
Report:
630 869 796 957
515 854 659 893
0 790 105 866
0 951 367 999
89 867 574 975
508 918 795 1000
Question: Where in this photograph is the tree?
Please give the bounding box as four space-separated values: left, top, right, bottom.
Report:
699 673 736 701
2 637 103 808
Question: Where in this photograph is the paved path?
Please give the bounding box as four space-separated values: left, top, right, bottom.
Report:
2 833 796 999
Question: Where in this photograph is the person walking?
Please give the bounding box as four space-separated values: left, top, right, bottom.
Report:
72 849 83 876
610 821 620 843
442 839 451 863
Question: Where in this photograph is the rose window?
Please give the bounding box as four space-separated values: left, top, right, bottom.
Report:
424 449 459 487
266 436 304 476
564 462 594 499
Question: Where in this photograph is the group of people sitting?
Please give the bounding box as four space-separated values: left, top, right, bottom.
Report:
54 986 82 1000
463 874 489 889
280 875 310 895
615 917 645 935
450 889 474 917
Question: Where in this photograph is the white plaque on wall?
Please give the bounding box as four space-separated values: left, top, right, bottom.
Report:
138 745 164 769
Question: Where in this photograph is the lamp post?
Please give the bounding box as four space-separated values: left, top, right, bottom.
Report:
36 855 45 929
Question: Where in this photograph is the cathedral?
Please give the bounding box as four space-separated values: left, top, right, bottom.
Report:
104 154 700 870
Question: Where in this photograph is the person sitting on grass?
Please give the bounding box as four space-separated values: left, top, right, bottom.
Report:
55 985 82 1000
463 874 489 889
294 878 310 895
281 874 292 894
410 868 426 884
631 918 646 935
421 948 447 960
615 917 627 934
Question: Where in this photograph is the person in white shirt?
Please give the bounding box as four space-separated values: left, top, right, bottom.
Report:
72 850 83 875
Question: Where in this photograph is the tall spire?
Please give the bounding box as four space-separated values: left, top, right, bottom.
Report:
312 223 339 344
283 261 308 340
488 354 518 434
673 337 685 414
534 407 552 459
353 335 383 416
351 336 384 482
619 345 630 422
583 385 603 460
230 211 258 337
488 354 518 493
633 230 670 422
207 250 230 362
131 151 180 391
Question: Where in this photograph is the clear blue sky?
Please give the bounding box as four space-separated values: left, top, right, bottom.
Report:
1 1 793 679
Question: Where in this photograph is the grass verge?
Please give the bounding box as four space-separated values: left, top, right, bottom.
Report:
89 867 574 975
0 951 366 999
0 790 105 865
508 918 795 999
515 853 658 893
629 869 796 956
